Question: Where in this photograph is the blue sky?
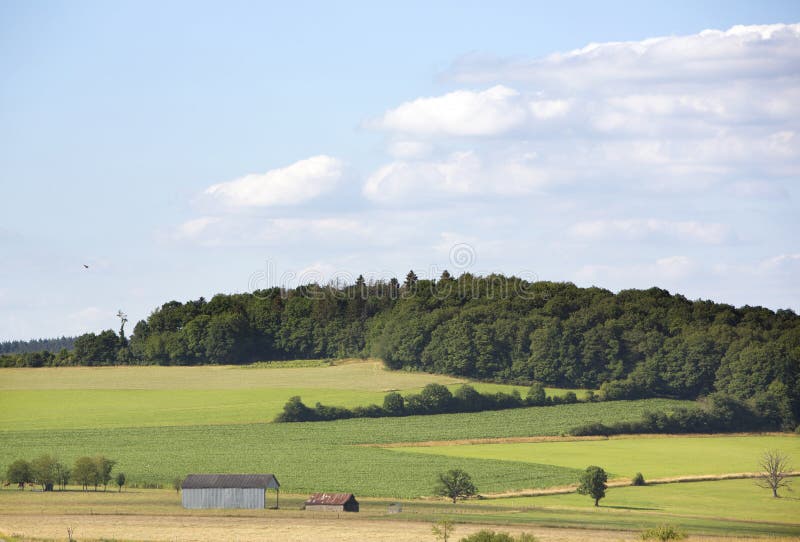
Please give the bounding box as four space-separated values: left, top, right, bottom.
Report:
1 1 799 340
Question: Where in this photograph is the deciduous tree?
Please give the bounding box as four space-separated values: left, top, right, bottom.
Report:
577 465 608 506
435 469 477 504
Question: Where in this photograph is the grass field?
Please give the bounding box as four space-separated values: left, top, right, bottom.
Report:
1 361 797 539
481 478 800 525
393 435 800 480
0 400 691 496
0 360 584 430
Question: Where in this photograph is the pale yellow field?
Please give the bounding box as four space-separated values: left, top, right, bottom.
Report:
2 514 798 542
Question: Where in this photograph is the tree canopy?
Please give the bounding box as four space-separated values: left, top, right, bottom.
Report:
2 275 798 428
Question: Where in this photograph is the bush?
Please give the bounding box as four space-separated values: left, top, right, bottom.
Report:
632 472 646 486
526 382 547 406
383 392 405 415
274 396 317 422
640 524 686 541
568 422 615 437
460 531 538 542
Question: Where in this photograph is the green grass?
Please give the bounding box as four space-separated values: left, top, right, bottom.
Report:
0 361 585 430
393 435 800 480
478 478 800 529
0 400 689 497
0 363 796 537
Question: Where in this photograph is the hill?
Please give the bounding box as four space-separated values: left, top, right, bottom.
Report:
2 274 798 426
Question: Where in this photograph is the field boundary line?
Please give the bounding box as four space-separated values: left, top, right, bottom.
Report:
480 471 800 499
365 431 795 448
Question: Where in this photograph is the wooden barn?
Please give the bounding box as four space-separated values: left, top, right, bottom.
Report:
304 492 359 512
181 474 280 509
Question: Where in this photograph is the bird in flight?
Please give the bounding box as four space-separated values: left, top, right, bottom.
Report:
83 264 89 269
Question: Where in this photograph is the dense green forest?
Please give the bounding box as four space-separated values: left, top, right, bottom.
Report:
2 273 798 426
0 336 75 355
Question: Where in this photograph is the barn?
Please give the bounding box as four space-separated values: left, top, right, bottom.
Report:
304 492 359 512
181 474 280 509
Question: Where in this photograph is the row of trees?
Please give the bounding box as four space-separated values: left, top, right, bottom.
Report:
569 392 793 436
2 274 798 427
275 382 578 422
0 336 75 355
5 455 123 492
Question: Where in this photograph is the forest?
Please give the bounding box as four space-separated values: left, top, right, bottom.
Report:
2 272 798 427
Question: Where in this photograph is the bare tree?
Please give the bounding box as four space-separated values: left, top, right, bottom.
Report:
756 449 792 498
116 310 128 344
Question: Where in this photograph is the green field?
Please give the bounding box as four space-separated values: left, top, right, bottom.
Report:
0 361 583 430
0 400 690 497
1 362 797 538
394 435 800 480
480 478 800 526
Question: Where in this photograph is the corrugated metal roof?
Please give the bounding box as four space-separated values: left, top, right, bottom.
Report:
305 492 357 505
181 474 280 489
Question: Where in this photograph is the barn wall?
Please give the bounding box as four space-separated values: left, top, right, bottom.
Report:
305 504 345 512
182 488 265 509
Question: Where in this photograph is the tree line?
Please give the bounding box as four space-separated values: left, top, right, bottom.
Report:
0 336 75 355
5 455 123 492
2 273 798 427
274 382 576 422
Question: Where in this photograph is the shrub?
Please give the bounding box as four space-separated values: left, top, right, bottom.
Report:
640 524 686 541
568 422 615 437
526 382 547 406
632 472 646 486
383 392 405 415
274 396 316 422
459 531 538 542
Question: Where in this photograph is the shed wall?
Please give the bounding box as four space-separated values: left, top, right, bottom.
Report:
182 487 265 509
305 504 345 512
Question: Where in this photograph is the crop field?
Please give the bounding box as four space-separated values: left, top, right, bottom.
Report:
0 360 584 430
392 435 800 480
0 400 689 497
1 361 797 539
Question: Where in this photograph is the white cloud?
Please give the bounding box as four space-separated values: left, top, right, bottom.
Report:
363 23 799 197
203 155 344 207
448 24 800 88
386 140 434 159
569 219 732 244
363 150 549 203
370 85 528 136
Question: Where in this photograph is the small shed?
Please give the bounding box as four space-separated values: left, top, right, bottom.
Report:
304 492 359 512
181 474 280 509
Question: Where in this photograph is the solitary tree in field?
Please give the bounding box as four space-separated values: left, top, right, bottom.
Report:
435 469 477 504
756 449 792 498
577 465 608 506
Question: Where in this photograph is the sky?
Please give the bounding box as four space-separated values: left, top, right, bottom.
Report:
1 1 799 340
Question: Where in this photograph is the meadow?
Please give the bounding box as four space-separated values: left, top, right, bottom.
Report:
0 360 583 430
1 361 798 540
392 435 800 480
